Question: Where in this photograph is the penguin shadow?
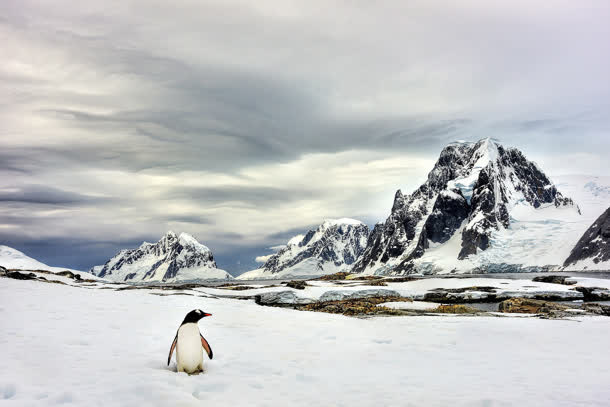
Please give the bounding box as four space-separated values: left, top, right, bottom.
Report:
165 362 209 376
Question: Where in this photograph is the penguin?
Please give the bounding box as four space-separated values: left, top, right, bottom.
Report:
167 309 214 374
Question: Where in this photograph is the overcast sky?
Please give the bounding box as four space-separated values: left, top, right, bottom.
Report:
1 0 609 274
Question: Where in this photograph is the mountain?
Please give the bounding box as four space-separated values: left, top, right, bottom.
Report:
237 219 369 280
0 245 96 277
352 138 581 275
563 207 610 271
91 231 233 282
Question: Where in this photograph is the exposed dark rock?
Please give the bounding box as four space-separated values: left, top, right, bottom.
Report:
432 286 498 293
259 220 369 276
458 167 505 260
383 276 422 283
564 207 610 268
574 286 610 301
3 271 38 280
123 272 137 281
55 270 80 280
285 280 308 290
365 280 388 286
421 286 583 303
532 275 576 285
411 189 470 260
351 275 384 281
351 138 576 275
498 298 569 314
314 272 350 281
424 190 470 244
216 285 258 291
581 303 610 316
296 296 412 316
432 304 479 314
255 291 313 306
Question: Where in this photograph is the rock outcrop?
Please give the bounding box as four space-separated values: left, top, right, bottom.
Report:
564 207 610 270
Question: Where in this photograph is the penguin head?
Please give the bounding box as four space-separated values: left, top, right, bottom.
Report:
182 309 212 324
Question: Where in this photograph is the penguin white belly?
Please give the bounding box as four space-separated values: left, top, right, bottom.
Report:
176 323 203 373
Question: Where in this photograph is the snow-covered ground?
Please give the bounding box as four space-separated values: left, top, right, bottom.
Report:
2 278 610 406
0 245 85 275
0 245 103 280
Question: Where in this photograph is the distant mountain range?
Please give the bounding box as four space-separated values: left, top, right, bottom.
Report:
90 231 233 282
2 139 609 281
241 138 609 278
237 219 369 280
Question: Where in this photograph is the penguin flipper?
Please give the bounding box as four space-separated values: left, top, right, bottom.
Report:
167 333 178 366
200 334 213 359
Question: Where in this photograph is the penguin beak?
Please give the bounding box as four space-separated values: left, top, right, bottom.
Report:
203 313 212 317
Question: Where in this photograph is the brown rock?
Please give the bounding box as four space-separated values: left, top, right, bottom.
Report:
314 272 350 281
498 298 569 314
432 304 479 314
285 280 308 290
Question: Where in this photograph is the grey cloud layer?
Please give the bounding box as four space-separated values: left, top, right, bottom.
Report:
1 0 609 273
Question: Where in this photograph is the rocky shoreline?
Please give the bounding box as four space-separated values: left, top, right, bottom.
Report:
2 266 610 319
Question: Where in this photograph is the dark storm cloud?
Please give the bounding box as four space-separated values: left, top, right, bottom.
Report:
0 185 106 205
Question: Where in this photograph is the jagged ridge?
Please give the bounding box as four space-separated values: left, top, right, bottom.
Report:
352 138 577 275
92 231 232 282
238 219 369 279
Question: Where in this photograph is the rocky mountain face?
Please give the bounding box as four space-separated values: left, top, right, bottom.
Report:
352 138 578 275
92 231 233 282
238 219 369 279
564 207 610 270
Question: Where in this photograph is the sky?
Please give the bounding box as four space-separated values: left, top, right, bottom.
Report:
1 0 609 275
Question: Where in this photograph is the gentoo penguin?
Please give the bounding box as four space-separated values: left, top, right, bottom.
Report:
167 309 214 374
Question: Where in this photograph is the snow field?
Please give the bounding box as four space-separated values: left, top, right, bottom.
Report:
2 278 610 406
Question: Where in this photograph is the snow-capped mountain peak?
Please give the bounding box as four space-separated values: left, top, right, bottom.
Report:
352 138 579 275
238 218 370 280
92 232 232 282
